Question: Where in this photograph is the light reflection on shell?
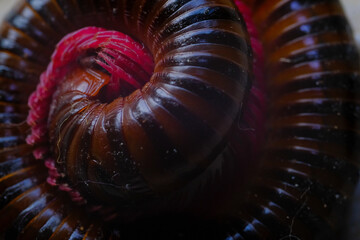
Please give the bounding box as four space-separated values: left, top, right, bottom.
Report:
0 0 359 239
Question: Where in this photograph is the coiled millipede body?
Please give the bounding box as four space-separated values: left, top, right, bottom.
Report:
0 0 359 239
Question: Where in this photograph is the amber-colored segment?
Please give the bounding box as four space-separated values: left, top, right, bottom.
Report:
228 0 360 239
0 0 358 239
39 0 252 221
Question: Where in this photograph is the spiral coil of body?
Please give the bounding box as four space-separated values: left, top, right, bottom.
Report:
0 0 359 239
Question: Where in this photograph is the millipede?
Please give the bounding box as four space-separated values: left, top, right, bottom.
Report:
0 0 359 239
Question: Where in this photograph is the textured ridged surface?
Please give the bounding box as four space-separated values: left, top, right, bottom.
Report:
22 0 254 217
0 0 359 239
229 0 360 239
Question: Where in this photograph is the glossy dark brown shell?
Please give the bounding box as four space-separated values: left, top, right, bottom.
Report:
0 0 359 239
44 0 252 208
